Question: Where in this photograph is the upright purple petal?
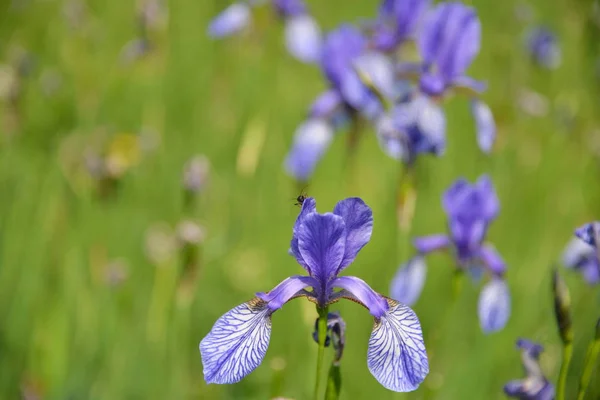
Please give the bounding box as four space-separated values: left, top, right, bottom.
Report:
284 15 322 63
471 100 496 154
200 298 271 383
333 276 388 317
367 298 429 392
297 212 346 285
208 3 251 38
479 244 506 275
378 0 430 43
575 222 600 248
475 175 500 221
290 197 317 272
440 6 480 80
390 257 427 306
442 178 469 215
321 25 366 89
413 235 451 254
332 198 373 271
284 119 334 182
273 0 306 17
256 276 317 310
478 278 510 333
418 3 454 65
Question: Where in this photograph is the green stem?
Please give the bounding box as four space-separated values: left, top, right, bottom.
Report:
314 306 329 400
576 338 600 400
325 363 342 400
557 341 573 400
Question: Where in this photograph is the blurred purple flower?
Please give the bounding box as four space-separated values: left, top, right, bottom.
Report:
411 2 495 153
563 232 600 285
504 339 555 400
372 0 430 52
375 94 446 165
208 2 251 38
526 26 561 70
575 221 600 248
391 175 510 333
208 0 322 63
200 197 429 391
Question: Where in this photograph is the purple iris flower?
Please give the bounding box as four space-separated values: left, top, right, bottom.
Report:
200 197 429 391
526 26 561 70
411 2 496 154
375 93 446 165
208 0 322 63
504 339 555 400
372 0 430 52
321 25 394 120
390 175 511 333
562 223 600 285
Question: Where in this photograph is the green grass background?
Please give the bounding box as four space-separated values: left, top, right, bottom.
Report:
1 0 599 398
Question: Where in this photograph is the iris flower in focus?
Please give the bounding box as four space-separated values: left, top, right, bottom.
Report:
390 175 510 333
200 197 429 392
504 339 555 400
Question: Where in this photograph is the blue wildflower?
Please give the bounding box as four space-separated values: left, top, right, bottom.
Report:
410 2 496 153
208 0 322 63
200 197 429 391
372 0 430 52
504 339 555 400
526 26 561 70
575 221 600 248
375 93 446 165
390 175 510 333
563 226 600 285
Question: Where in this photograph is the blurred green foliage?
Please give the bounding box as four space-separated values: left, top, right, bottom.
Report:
0 0 599 399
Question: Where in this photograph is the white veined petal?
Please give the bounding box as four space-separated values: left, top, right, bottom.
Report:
478 278 510 333
200 298 272 384
367 299 429 392
285 15 322 63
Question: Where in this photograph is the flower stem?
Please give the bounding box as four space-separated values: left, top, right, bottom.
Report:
325 362 341 400
576 320 600 400
314 306 329 400
557 341 573 400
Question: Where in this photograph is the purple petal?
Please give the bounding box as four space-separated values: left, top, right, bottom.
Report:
418 3 454 65
471 100 496 154
562 237 594 268
339 69 369 111
333 276 388 317
478 278 510 333
413 235 450 254
200 298 271 383
367 298 429 392
575 221 600 248
309 90 343 119
516 338 544 359
353 51 395 99
440 6 480 80
256 276 317 310
475 174 500 221
273 0 306 17
390 257 427 306
332 198 373 271
379 0 430 42
297 212 346 284
479 244 506 275
290 197 317 272
504 378 554 400
284 15 322 63
375 114 408 161
581 260 600 285
284 119 334 182
207 3 251 38
503 379 528 397
442 178 469 215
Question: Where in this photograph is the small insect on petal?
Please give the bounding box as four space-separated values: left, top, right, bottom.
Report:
367 299 429 392
200 298 272 384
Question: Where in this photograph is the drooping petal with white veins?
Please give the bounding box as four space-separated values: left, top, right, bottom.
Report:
207 3 251 38
297 212 346 284
200 298 272 384
284 119 334 182
332 197 373 272
478 278 510 333
284 15 322 63
368 298 429 392
471 100 496 154
390 257 427 306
